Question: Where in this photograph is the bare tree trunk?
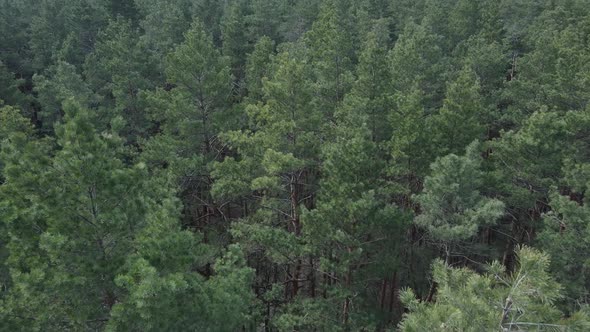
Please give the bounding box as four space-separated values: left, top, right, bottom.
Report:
380 278 388 310
389 271 397 312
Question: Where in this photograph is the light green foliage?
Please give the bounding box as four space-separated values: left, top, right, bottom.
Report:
414 142 504 245
399 247 589 331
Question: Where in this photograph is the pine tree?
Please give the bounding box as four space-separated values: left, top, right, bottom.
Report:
414 142 504 261
538 107 590 312
388 21 446 111
430 66 486 156
304 0 355 115
349 21 394 143
244 36 276 103
33 61 98 133
0 62 29 112
0 0 35 77
134 0 194 55
246 0 285 43
399 247 590 331
221 2 251 84
1 101 154 329
298 108 408 330
212 48 320 327
84 18 160 143
162 19 233 154
140 18 234 240
28 0 109 70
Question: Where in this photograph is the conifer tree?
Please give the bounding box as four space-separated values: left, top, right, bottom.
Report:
221 2 251 84
430 66 486 156
349 21 394 143
33 61 98 133
212 48 320 327
0 63 29 112
304 0 355 114
388 21 445 111
134 0 194 55
298 108 408 330
0 101 255 330
28 0 109 70
1 1 590 330
414 142 504 261
1 101 156 328
399 247 590 331
84 18 160 142
244 36 276 103
141 19 233 237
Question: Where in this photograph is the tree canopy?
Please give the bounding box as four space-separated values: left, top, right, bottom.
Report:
1 0 590 330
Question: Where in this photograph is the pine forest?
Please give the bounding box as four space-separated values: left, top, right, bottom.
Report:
1 0 590 330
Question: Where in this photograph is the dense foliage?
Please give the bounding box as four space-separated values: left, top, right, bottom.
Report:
1 0 590 330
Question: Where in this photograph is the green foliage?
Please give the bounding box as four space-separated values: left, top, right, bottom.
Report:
538 109 590 311
134 0 194 54
84 18 160 142
108 244 255 331
0 101 254 330
142 18 232 177
245 36 276 102
399 246 589 331
431 66 486 156
0 63 29 111
2 1 590 330
350 21 394 143
33 61 97 132
28 0 109 69
1 101 148 329
304 0 355 112
414 142 504 245
389 21 446 111
221 2 250 83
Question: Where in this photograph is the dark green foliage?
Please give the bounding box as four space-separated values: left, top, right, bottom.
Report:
1 0 590 330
